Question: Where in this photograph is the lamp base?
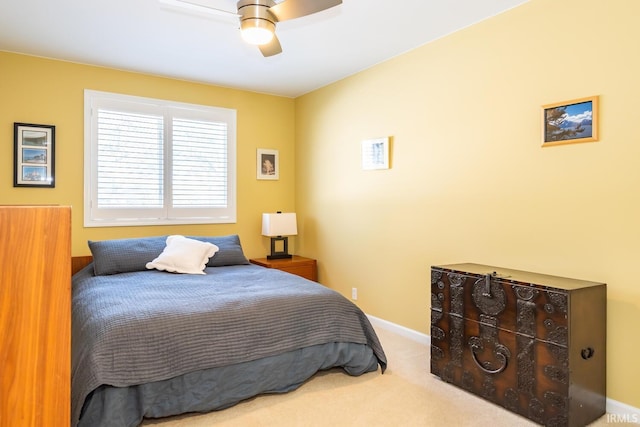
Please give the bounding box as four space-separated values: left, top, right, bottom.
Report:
267 236 292 260
267 254 293 260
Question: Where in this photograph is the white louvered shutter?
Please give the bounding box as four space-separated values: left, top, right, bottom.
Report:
85 90 236 227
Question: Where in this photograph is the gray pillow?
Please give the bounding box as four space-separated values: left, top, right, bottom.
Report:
88 234 250 276
88 236 168 276
188 235 250 267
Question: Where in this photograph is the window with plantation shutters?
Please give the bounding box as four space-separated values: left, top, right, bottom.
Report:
84 90 236 227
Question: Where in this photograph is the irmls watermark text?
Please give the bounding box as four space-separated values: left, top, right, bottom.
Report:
607 413 639 424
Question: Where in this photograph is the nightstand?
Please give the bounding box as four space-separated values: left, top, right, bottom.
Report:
249 256 318 282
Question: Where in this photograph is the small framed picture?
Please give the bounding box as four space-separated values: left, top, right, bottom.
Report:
362 137 389 170
14 123 55 187
257 148 279 180
542 96 599 147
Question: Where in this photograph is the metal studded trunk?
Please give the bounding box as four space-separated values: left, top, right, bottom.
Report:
430 263 606 427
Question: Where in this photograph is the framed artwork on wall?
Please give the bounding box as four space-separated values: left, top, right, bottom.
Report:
14 122 56 187
257 148 279 180
542 96 599 147
361 137 389 170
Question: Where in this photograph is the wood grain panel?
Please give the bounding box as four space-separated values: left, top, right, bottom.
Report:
72 255 93 276
0 206 71 427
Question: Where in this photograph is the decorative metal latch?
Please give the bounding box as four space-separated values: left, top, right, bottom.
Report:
472 271 510 318
479 271 511 298
468 270 513 375
469 337 511 374
483 272 495 297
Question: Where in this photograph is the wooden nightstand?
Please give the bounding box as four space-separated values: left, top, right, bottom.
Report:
250 256 318 282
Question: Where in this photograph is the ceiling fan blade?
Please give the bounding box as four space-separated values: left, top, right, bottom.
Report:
158 0 238 19
259 35 282 57
268 0 342 22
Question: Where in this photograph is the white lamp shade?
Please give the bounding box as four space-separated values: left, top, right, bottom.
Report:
262 212 297 237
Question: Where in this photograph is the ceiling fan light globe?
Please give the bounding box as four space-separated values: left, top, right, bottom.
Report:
242 27 273 45
240 19 274 45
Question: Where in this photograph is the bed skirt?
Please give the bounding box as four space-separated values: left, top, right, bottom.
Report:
78 342 379 427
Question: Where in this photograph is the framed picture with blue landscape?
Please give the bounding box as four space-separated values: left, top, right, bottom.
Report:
14 122 55 187
542 95 599 147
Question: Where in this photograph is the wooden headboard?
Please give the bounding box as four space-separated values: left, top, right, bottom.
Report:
72 256 93 276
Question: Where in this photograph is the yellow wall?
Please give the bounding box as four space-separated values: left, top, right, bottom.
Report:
295 0 640 408
0 52 296 258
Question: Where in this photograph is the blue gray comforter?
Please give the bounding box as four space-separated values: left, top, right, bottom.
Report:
72 264 387 426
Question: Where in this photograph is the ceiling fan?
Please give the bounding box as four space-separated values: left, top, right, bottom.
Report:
160 0 343 57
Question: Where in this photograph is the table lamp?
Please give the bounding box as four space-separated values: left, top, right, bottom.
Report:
262 212 297 259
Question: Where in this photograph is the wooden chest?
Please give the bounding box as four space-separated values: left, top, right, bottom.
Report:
430 263 606 427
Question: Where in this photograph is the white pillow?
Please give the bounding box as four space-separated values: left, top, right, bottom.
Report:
146 235 219 275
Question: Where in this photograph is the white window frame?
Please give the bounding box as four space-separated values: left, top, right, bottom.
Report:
84 90 237 227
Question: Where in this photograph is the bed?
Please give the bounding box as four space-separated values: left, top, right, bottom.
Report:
72 235 387 427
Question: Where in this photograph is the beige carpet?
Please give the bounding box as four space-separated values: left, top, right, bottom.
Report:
142 326 618 427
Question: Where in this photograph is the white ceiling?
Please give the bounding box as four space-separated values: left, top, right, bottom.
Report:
0 0 529 98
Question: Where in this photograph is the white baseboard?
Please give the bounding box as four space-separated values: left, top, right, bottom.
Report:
366 314 640 423
366 314 430 346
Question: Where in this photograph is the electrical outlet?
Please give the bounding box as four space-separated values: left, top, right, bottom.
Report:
351 287 358 300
